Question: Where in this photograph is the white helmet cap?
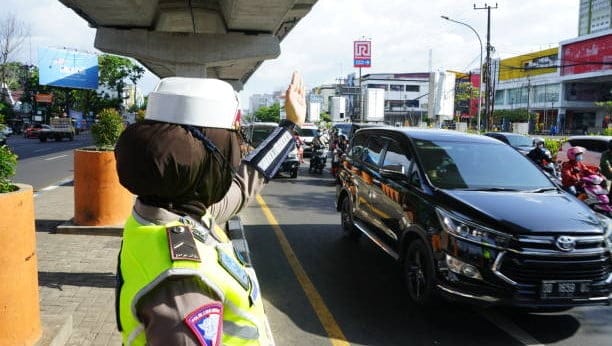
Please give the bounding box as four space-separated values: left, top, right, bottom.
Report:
145 77 240 129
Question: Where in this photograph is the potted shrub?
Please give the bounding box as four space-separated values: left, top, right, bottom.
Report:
0 142 42 344
73 108 133 226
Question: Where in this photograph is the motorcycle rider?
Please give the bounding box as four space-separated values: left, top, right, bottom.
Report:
561 146 601 195
527 137 556 175
599 139 612 193
309 133 327 173
331 134 349 177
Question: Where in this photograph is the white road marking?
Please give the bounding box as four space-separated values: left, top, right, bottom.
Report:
33 177 74 198
44 154 68 161
33 148 52 153
479 309 545 346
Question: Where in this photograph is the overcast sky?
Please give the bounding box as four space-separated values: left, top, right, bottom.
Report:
6 0 580 109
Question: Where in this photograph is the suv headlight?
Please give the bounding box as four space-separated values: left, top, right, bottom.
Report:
435 208 512 249
595 213 612 249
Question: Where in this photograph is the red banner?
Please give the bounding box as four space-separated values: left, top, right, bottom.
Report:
561 34 612 76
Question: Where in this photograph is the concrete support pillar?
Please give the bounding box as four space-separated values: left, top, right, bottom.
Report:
94 28 280 82
175 64 208 78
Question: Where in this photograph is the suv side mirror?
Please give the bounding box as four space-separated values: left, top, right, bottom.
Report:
409 170 421 187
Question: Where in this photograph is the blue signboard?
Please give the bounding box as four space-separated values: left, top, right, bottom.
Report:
354 59 371 67
38 47 99 90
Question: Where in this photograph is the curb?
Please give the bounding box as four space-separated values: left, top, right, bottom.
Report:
55 219 123 237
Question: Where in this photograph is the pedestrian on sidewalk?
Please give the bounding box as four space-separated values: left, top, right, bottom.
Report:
114 72 305 345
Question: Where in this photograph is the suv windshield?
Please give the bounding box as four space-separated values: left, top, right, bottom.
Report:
414 139 554 190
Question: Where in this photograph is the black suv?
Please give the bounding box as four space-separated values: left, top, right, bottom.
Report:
336 127 612 308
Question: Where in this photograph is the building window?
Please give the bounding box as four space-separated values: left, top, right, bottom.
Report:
495 89 505 105
368 83 388 91
390 84 403 91
406 100 419 108
405 85 420 92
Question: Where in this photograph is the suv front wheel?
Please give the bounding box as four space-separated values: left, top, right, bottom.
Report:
403 239 435 305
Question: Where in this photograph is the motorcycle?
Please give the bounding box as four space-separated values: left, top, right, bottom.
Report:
540 158 561 182
575 174 612 216
331 148 343 178
309 147 327 174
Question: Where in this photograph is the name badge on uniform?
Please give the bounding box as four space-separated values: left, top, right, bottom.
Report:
217 247 250 291
167 226 201 262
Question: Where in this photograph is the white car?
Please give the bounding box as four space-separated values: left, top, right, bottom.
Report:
298 125 319 156
1 126 12 136
556 135 612 167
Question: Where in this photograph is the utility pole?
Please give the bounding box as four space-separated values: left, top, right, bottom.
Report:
474 3 498 131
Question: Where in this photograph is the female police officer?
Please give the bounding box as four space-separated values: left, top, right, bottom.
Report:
114 72 305 345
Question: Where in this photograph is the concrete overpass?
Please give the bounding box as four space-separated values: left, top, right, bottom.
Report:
58 0 319 90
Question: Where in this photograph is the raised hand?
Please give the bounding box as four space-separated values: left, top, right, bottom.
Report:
284 71 306 127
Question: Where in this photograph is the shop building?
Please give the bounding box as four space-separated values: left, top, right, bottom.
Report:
493 29 611 134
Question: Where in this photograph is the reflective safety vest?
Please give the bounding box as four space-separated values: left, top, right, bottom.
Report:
117 212 272 346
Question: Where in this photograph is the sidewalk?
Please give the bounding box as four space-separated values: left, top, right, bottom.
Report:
34 180 122 345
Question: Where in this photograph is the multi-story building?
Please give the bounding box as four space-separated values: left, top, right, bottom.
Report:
358 73 431 126
248 93 277 114
493 29 612 134
579 0 611 36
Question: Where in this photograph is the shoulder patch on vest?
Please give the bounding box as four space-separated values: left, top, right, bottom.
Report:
167 226 201 262
184 303 223 346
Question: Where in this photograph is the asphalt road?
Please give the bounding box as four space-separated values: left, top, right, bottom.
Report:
6 131 94 191
5 133 611 345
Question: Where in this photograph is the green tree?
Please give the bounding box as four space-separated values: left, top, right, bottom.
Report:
0 13 29 91
91 108 125 150
253 103 281 123
596 101 612 117
98 54 145 109
320 112 331 123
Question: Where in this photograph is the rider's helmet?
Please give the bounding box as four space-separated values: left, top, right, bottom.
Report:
338 134 348 142
533 137 545 146
567 146 586 161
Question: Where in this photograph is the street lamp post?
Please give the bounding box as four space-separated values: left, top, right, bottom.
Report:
441 15 483 132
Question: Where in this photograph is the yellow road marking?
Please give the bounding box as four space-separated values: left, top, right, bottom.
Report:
255 194 349 346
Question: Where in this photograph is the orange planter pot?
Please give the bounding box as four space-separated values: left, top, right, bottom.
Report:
0 184 41 345
74 149 134 226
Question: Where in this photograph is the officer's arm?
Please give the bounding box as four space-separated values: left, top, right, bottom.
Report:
209 71 306 223
138 277 222 346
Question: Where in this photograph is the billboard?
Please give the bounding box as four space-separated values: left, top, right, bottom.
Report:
363 89 384 121
498 47 559 81
427 72 456 121
38 47 99 90
561 34 612 76
354 40 371 68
